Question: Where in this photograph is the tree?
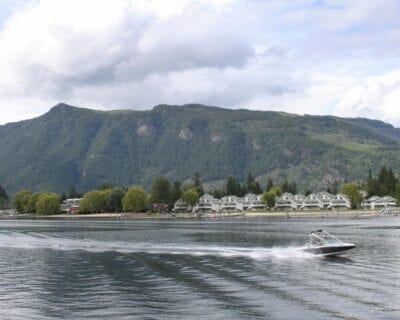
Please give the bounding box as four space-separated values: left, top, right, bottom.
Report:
327 180 339 195
280 179 297 194
0 184 9 209
226 176 240 196
181 188 199 209
262 191 276 210
193 172 204 196
170 181 182 206
122 186 148 212
269 186 282 197
107 187 125 212
79 190 105 213
68 186 79 199
151 176 171 204
212 189 224 199
27 192 42 213
341 183 362 209
13 189 32 213
35 192 61 215
266 177 274 192
98 188 112 212
394 181 400 204
246 173 262 194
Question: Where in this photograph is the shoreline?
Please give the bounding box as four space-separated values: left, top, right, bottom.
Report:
0 209 384 221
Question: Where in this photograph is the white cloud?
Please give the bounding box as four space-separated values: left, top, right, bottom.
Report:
0 0 400 126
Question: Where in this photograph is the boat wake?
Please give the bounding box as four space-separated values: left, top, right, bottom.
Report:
0 231 314 260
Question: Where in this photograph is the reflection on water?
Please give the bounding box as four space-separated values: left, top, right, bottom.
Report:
0 217 399 319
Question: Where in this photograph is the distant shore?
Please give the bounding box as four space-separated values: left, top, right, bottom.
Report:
0 209 385 220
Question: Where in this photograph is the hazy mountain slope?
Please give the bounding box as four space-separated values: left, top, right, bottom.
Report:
1 103 399 195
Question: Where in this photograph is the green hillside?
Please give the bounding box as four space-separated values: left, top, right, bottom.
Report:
1 103 400 195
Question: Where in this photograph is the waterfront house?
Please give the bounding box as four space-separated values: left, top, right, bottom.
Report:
328 193 351 209
317 192 333 209
172 199 190 212
194 194 220 212
219 196 244 211
361 196 397 209
61 198 81 214
275 192 298 210
382 196 397 207
301 193 324 210
242 193 256 210
248 194 265 210
242 193 265 210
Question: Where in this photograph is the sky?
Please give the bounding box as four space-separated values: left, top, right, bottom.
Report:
0 0 400 126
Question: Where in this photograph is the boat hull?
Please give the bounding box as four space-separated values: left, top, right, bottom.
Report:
302 243 355 256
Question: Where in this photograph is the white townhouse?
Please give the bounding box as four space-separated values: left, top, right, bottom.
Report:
243 193 265 210
194 194 220 212
219 196 244 211
275 193 305 210
275 192 298 210
317 192 333 209
328 193 351 209
382 196 397 207
172 199 190 212
301 193 324 210
293 194 305 207
362 196 382 209
363 196 397 209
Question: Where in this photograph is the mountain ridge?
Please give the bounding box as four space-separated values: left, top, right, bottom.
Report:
1 103 400 195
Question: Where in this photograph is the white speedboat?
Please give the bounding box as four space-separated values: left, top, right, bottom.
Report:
302 230 355 256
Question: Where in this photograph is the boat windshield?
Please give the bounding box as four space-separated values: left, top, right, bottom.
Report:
309 230 342 246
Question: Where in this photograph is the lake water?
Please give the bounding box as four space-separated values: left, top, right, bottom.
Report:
0 217 399 319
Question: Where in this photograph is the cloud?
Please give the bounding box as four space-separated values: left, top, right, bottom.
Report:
0 0 400 126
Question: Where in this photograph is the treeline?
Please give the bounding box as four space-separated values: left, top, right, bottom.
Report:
13 190 61 215
9 166 400 214
210 174 297 198
365 166 400 198
10 172 298 214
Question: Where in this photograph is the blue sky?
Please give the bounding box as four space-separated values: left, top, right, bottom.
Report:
0 0 400 126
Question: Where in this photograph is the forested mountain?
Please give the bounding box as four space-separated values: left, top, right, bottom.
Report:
1 103 400 195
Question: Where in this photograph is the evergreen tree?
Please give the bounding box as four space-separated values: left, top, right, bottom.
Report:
0 184 8 200
246 173 262 194
327 180 339 195
68 186 79 199
266 177 274 192
226 176 240 196
281 178 290 193
170 181 182 206
394 181 400 204
212 189 224 199
0 184 9 209
193 172 204 196
387 168 396 195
